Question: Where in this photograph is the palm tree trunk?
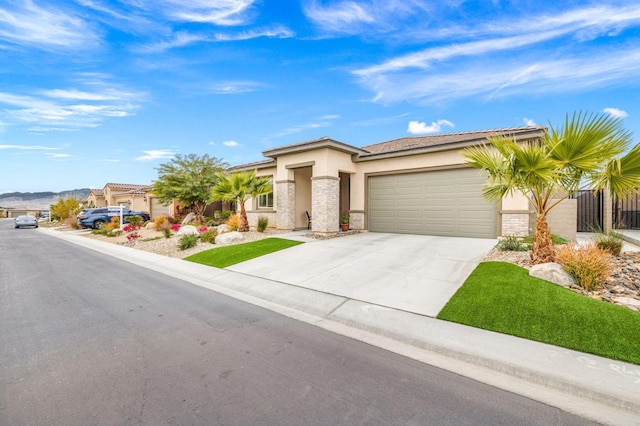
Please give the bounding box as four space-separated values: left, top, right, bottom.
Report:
239 202 249 232
531 214 555 264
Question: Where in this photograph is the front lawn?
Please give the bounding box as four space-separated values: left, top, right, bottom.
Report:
438 262 640 365
184 237 303 268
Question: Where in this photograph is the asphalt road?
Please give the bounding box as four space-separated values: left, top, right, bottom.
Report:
0 219 597 425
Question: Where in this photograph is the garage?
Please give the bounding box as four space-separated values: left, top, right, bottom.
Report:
368 167 496 238
150 197 171 219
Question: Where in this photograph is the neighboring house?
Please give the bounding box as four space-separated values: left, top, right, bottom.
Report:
230 126 577 240
85 183 168 217
86 189 106 207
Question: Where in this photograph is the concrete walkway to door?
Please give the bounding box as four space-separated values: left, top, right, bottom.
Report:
227 232 497 317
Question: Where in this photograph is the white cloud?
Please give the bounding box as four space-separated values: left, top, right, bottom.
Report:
46 153 71 158
273 115 341 138
407 119 454 135
159 0 256 25
0 144 58 150
523 117 537 126
303 0 429 35
603 107 628 119
210 81 263 95
0 2 100 50
135 149 176 161
353 3 640 104
223 140 240 147
0 79 145 131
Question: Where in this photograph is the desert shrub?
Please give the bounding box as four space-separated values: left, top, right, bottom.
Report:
107 216 120 232
127 215 143 227
162 228 172 239
169 215 182 225
556 243 613 291
200 229 217 244
226 214 240 231
178 234 198 250
143 236 163 242
593 230 623 256
50 196 82 220
497 235 529 251
257 215 268 233
219 210 233 221
153 215 169 231
521 234 567 245
63 216 80 229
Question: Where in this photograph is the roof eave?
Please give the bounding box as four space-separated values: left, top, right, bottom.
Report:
263 139 366 158
355 128 545 162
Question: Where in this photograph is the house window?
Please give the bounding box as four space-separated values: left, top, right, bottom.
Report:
258 192 273 209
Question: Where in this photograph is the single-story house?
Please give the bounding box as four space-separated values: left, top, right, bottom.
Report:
230 126 577 240
85 183 174 219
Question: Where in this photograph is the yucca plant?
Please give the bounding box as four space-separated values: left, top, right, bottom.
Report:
463 112 640 264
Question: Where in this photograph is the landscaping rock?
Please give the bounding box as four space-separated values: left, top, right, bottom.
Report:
529 262 576 287
216 231 243 245
181 212 196 225
217 224 228 234
145 222 155 230
176 225 198 236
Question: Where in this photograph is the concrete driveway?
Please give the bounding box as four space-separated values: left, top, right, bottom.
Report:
227 232 497 317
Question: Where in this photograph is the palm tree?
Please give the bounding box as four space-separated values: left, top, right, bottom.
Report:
211 171 273 232
463 112 640 264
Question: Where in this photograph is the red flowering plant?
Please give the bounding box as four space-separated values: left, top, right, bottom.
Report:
123 224 140 232
126 232 140 241
171 223 181 231
198 226 208 233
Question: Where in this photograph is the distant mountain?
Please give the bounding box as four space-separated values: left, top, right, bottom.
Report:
0 188 90 209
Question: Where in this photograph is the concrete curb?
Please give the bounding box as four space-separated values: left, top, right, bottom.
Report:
39 227 640 425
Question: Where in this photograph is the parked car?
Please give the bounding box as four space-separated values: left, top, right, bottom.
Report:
14 215 39 228
77 207 150 229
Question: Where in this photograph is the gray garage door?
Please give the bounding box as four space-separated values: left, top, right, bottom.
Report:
368 168 496 238
150 197 171 219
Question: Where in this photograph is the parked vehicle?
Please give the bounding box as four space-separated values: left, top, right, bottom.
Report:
77 207 150 229
14 215 38 228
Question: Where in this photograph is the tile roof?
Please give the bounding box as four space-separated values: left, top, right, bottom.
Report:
360 126 546 156
104 183 150 190
227 159 276 171
89 188 104 196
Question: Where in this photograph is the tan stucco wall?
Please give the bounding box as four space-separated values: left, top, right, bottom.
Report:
294 167 312 229
546 199 577 241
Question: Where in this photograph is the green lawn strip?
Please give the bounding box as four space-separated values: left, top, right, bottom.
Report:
184 238 304 268
437 261 640 365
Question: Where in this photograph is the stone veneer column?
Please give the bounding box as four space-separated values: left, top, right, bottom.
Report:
311 176 339 234
348 211 365 231
501 213 530 236
275 180 295 230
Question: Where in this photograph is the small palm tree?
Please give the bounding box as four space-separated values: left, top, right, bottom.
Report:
463 112 640 264
211 171 273 232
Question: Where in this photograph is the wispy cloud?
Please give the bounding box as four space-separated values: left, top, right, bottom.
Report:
303 0 429 35
209 81 264 94
523 117 537 126
46 153 71 158
223 140 240 147
0 144 58 150
407 119 454 135
0 2 100 50
159 0 256 25
137 26 293 52
135 149 176 162
353 3 640 103
0 79 146 131
603 107 628 119
273 115 341 138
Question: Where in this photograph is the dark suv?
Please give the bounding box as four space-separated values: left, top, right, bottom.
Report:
77 207 150 229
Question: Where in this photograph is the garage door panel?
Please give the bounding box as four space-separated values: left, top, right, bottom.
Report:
368 168 496 238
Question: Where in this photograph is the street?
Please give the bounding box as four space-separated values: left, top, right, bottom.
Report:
0 219 596 425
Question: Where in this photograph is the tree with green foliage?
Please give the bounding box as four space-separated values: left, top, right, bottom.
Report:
153 154 228 223
50 196 82 220
211 170 272 232
463 112 640 264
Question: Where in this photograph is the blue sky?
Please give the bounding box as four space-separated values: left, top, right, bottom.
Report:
1 0 639 193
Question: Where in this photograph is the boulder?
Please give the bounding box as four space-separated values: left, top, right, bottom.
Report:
181 212 196 225
145 222 155 230
176 225 199 236
529 262 575 287
217 224 228 234
215 231 243 245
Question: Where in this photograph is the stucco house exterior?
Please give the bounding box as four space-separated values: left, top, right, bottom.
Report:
85 183 174 219
231 125 577 240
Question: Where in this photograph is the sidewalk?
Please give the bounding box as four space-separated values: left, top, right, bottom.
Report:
39 227 640 425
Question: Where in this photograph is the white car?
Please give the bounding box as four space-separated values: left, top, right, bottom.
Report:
14 215 39 229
